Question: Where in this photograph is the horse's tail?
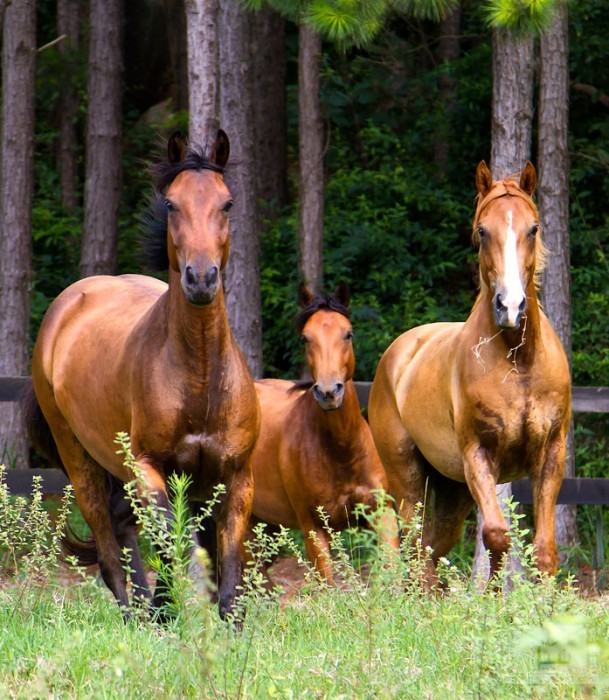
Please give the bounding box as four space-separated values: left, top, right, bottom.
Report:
20 378 63 469
62 524 100 567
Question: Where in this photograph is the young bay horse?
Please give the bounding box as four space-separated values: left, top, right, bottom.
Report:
24 131 260 618
251 283 398 581
368 161 571 585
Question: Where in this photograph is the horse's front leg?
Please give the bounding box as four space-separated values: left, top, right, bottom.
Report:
216 465 254 620
463 445 510 578
529 434 566 576
132 457 174 616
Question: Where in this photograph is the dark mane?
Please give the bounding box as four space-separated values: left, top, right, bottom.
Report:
139 143 225 272
151 144 225 192
296 292 351 334
139 192 170 272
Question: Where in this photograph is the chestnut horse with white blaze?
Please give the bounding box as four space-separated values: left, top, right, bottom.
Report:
251 283 398 580
369 161 570 583
24 131 260 618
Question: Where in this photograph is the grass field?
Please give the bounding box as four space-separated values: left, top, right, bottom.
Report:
2 466 609 699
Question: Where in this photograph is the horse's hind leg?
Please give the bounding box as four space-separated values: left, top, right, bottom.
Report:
29 384 131 613
107 475 151 604
426 471 475 567
57 441 131 612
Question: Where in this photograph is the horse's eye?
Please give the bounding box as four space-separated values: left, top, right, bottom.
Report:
165 200 174 212
345 330 354 341
222 200 234 214
300 335 308 345
477 225 487 240
529 224 539 238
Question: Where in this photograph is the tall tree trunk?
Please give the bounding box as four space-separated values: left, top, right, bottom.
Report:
490 30 535 179
185 0 219 147
298 25 324 295
57 0 81 214
0 0 36 469
219 0 262 378
538 1 576 556
472 29 535 584
251 8 287 215
163 0 189 112
433 6 461 177
79 0 124 278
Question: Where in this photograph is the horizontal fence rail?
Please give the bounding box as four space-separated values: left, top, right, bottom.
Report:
1 377 608 501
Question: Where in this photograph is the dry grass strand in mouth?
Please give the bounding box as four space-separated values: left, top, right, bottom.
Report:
471 329 504 371
503 314 528 383
470 315 528 380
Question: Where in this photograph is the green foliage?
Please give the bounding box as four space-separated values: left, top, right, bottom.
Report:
482 0 558 35
0 464 74 582
3 474 609 697
243 0 459 47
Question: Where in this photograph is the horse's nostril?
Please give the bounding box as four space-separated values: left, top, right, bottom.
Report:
495 293 504 309
334 383 344 396
185 265 196 286
206 265 219 287
518 297 527 313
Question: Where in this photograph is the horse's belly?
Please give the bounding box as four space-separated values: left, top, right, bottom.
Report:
404 412 465 481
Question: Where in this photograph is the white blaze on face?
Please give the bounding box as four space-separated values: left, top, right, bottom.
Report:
501 210 526 326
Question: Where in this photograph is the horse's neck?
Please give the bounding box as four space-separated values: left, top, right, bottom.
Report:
307 380 362 448
163 278 232 368
472 282 542 364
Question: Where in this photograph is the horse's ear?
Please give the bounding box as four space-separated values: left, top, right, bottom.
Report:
211 129 230 168
168 131 187 164
476 160 493 197
519 161 537 196
336 281 350 308
298 282 314 309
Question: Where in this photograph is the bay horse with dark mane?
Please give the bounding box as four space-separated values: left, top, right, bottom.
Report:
251 283 398 581
369 161 571 585
23 131 260 618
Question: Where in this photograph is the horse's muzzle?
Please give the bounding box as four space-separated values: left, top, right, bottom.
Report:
182 264 220 306
493 292 526 330
312 382 345 411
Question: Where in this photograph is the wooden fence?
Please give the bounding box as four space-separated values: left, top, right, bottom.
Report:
2 375 608 577
2 375 608 498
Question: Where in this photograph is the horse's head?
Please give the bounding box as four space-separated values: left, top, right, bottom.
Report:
297 282 354 411
149 130 232 306
473 160 542 330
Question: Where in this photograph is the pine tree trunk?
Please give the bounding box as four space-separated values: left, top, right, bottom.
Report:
251 8 287 215
490 30 535 179
538 1 577 555
79 0 123 278
298 25 324 295
433 6 461 177
163 0 189 112
219 0 263 378
185 0 219 147
0 0 36 469
472 30 535 583
57 0 81 215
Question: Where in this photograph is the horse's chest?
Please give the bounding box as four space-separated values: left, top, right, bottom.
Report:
472 394 555 473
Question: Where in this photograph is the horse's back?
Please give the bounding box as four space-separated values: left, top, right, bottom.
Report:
35 274 166 386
